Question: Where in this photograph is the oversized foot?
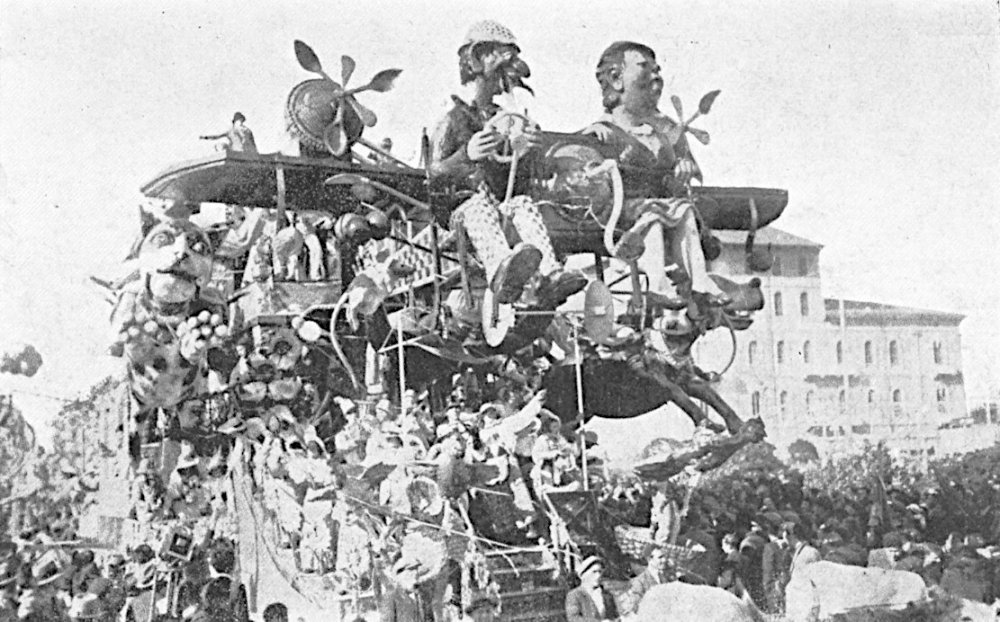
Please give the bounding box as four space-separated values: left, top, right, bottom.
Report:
491 243 542 304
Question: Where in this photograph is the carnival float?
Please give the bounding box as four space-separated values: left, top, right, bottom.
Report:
83 31 789 621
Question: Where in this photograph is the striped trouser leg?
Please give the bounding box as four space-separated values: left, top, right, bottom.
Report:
453 191 511 283
504 196 560 276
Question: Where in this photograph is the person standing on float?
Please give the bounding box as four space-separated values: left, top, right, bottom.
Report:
429 20 585 307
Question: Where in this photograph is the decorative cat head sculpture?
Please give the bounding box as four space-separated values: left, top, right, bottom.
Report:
137 219 215 304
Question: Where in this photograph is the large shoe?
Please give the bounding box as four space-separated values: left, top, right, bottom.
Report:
491 243 542 304
701 292 732 308
537 270 588 308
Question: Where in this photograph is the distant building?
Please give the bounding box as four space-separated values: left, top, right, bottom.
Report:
695 227 971 459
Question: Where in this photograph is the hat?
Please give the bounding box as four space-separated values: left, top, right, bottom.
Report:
232 112 246 123
755 512 782 528
538 409 561 429
780 511 801 525
462 20 518 51
577 556 604 577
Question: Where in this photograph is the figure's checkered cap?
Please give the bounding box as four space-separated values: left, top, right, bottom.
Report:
461 20 518 51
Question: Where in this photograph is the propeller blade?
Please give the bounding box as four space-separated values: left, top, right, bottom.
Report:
294 40 324 74
687 126 711 145
671 95 684 120
366 68 403 93
698 90 721 115
347 96 378 127
341 55 356 85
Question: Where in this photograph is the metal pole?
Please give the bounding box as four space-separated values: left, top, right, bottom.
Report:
397 317 406 408
275 165 287 228
573 324 588 491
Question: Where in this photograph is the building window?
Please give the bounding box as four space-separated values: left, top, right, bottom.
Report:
936 387 946 402
752 391 761 416
780 391 788 415
838 390 846 414
772 255 782 276
803 341 812 364
933 341 943 364
748 341 758 365
776 341 785 364
868 390 875 407
836 341 843 364
864 341 873 365
774 292 783 317
806 391 814 414
889 341 899 365
892 389 902 403
798 254 809 276
799 292 809 316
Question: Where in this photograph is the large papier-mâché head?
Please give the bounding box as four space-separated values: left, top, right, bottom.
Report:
137 219 214 304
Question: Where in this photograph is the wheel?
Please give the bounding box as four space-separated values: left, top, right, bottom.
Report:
481 289 515 347
484 111 538 164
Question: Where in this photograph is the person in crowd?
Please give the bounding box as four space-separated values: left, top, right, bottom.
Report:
379 553 431 622
429 20 585 308
530 411 577 493
617 545 666 616
783 521 821 579
761 519 790 614
565 556 618 622
582 40 730 311
717 533 748 598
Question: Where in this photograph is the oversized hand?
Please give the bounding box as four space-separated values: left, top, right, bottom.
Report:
674 157 698 186
178 329 209 362
466 128 503 162
579 123 613 142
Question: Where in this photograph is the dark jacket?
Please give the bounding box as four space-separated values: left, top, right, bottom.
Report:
565 584 619 622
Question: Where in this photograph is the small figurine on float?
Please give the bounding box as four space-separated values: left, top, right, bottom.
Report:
199 111 258 154
429 20 586 308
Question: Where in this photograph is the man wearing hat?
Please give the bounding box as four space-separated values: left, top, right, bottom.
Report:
429 20 586 309
565 556 618 622
200 112 258 154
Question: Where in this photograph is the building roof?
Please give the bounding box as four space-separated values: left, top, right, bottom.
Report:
824 298 965 327
714 227 823 249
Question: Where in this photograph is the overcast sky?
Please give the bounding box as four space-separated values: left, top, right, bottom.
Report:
1 0 998 445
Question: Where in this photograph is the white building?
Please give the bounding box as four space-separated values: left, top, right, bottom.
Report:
696 227 970 459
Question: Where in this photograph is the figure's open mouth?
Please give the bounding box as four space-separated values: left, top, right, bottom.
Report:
156 268 197 284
